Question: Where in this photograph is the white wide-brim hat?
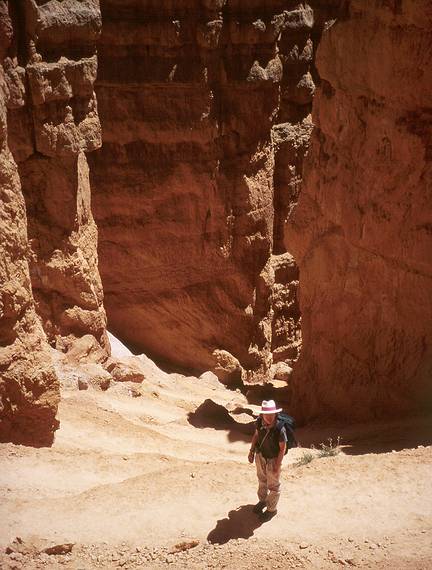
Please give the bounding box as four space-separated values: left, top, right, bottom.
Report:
260 399 282 414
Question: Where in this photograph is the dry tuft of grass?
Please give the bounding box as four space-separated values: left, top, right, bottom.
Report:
317 437 341 458
295 437 341 467
295 451 315 467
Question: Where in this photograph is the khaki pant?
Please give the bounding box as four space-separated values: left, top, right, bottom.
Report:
255 452 281 512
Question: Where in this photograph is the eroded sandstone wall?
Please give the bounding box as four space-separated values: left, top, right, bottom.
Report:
287 0 432 419
8 0 107 350
1 0 107 443
0 1 58 444
90 0 337 378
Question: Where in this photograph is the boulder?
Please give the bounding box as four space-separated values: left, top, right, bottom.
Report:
211 350 243 387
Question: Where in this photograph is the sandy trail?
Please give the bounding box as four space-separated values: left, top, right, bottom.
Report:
1 370 431 569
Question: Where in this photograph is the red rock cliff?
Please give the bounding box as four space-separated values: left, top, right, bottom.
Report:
0 0 106 443
90 0 336 378
287 0 432 419
2 0 430 436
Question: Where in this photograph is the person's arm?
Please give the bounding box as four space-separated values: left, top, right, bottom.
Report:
272 440 286 472
272 425 288 472
248 429 259 463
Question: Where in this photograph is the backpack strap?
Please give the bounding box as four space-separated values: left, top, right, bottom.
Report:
258 428 271 450
256 416 276 454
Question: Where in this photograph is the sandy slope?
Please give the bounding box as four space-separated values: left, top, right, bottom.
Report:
1 367 431 569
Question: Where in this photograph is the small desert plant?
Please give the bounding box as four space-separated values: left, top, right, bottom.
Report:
295 451 315 467
294 437 342 467
317 437 341 458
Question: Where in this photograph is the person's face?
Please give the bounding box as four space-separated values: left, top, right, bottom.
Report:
262 413 275 425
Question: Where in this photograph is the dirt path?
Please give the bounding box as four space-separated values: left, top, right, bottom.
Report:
1 369 431 569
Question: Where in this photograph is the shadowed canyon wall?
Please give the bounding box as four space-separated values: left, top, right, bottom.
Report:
287 0 432 419
0 0 106 443
90 0 338 378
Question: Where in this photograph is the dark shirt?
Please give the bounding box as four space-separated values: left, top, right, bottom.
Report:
256 417 288 459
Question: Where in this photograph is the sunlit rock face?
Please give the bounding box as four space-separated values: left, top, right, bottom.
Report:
90 0 337 378
287 0 432 420
0 0 106 444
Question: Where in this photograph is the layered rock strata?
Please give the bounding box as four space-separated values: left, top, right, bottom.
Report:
90 0 337 378
287 0 432 419
0 0 106 443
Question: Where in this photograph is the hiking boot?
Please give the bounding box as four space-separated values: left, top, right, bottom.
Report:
252 501 266 514
259 509 277 522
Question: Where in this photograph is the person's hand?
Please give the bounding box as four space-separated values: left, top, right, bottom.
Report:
248 449 255 463
272 461 282 473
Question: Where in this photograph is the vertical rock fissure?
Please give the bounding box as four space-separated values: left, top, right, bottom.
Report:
7 0 27 67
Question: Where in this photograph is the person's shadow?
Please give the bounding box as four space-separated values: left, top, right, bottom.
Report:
207 504 263 545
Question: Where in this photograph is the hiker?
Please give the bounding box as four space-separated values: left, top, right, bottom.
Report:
248 400 290 521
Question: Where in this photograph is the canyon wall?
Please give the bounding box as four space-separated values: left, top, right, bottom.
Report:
2 0 430 438
0 0 106 443
287 0 432 419
90 0 338 378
